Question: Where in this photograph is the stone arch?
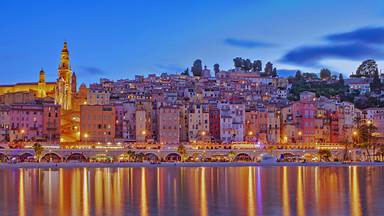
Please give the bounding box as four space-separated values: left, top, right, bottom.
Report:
145 153 160 162
67 153 87 162
165 153 181 162
41 153 62 162
234 153 252 162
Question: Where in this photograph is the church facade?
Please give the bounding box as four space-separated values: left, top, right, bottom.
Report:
0 42 77 110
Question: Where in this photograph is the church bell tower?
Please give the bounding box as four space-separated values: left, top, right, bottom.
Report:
55 41 73 110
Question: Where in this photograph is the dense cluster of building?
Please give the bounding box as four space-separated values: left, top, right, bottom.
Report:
0 43 383 146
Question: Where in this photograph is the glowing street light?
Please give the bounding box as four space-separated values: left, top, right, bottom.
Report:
248 131 253 136
84 133 89 145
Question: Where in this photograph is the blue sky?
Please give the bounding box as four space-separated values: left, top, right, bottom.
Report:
1 0 384 84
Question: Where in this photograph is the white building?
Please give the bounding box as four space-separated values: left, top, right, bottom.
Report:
218 102 245 143
87 89 110 105
188 104 210 142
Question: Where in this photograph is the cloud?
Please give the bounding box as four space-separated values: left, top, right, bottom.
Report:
280 43 384 67
224 38 275 49
326 26 384 44
156 64 185 72
79 66 106 75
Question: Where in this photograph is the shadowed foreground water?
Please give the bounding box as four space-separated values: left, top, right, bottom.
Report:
0 166 383 216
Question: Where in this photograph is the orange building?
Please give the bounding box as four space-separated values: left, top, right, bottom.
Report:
80 105 116 143
158 106 180 145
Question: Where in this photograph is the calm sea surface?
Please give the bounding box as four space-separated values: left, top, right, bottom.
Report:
0 166 383 216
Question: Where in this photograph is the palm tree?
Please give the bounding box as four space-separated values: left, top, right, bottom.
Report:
342 139 352 162
32 143 44 162
227 151 236 162
126 150 135 162
177 144 188 162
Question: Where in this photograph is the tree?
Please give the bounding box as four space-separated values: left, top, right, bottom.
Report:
181 68 189 76
264 62 273 75
191 59 203 76
243 59 252 71
295 70 303 81
233 57 243 68
320 68 331 80
213 63 220 74
227 151 236 162
370 68 381 93
339 73 344 86
355 59 378 78
125 150 136 162
271 68 277 77
177 144 188 162
303 72 318 80
318 149 332 162
252 60 262 72
357 122 377 161
33 143 44 162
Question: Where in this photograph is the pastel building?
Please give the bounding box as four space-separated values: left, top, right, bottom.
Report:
188 103 210 142
4 104 60 142
80 105 116 142
0 91 35 105
158 106 180 145
87 89 110 105
218 102 245 143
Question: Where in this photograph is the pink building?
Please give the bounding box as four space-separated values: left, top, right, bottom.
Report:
158 106 180 145
7 104 60 142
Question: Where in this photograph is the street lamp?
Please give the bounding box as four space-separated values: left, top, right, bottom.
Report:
84 133 89 145
298 131 302 144
20 129 25 142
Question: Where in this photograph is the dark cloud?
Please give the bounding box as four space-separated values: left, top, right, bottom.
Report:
280 43 384 67
79 66 106 75
156 64 185 72
224 38 275 49
326 26 384 44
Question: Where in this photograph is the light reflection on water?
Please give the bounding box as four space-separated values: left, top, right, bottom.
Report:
0 166 383 216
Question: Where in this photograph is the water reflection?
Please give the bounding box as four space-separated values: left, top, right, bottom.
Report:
0 166 383 215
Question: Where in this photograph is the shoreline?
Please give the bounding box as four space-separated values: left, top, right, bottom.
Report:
1 161 384 169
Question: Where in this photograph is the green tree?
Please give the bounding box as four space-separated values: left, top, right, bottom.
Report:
295 70 303 81
339 73 344 86
243 59 252 71
191 59 203 76
33 143 44 162
126 150 136 162
357 122 377 161
213 63 220 74
272 68 278 77
233 57 243 68
181 68 189 76
356 59 378 77
227 151 236 162
177 144 188 162
320 68 331 80
370 68 381 93
264 62 273 75
252 60 262 72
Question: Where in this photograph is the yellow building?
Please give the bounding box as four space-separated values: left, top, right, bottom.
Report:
0 69 56 98
0 42 76 110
